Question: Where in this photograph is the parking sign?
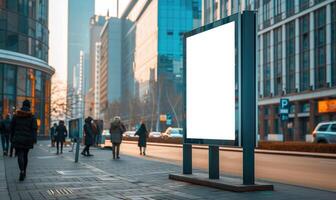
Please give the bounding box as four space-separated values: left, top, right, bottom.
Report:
279 98 289 121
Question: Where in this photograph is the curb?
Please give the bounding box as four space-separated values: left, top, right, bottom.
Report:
122 140 336 159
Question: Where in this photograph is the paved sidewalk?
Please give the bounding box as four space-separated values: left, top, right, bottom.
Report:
2 141 336 200
0 155 10 200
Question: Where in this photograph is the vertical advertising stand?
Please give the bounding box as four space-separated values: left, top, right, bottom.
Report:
169 11 273 192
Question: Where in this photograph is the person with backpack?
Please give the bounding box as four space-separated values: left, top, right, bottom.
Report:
55 121 67 154
11 100 38 181
110 117 126 159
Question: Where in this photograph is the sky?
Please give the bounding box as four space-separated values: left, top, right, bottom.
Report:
49 0 130 83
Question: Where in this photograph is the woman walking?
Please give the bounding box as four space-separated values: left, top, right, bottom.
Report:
10 100 37 181
55 121 67 154
135 122 148 156
110 117 126 159
82 117 94 156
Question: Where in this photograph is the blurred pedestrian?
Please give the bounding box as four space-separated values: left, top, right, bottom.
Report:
82 116 94 156
110 117 126 159
135 122 148 156
1 115 11 156
50 123 57 147
11 100 37 181
55 121 67 154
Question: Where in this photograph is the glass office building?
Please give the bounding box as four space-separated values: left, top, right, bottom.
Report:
202 0 336 141
120 0 201 130
0 0 54 136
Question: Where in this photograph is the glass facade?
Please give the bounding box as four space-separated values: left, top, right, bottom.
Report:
263 31 271 97
314 7 326 89
120 0 201 130
0 64 51 136
0 0 52 136
286 21 296 93
0 0 49 62
331 2 336 86
273 27 282 96
299 14 310 91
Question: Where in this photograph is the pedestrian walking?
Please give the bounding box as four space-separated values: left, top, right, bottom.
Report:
82 116 94 156
50 123 57 147
10 100 38 181
1 115 11 156
110 117 126 159
55 121 67 154
92 121 99 147
135 122 148 156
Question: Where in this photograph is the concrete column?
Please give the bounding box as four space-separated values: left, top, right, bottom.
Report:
326 4 332 85
260 106 265 140
295 19 300 92
259 0 263 30
309 99 316 136
309 12 315 89
294 101 301 141
270 30 275 95
270 0 274 25
260 34 264 96
270 104 275 134
282 25 286 93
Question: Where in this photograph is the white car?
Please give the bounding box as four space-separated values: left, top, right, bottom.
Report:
312 121 336 144
149 132 162 138
123 131 137 137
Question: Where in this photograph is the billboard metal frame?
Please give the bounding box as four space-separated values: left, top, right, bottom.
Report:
183 13 240 146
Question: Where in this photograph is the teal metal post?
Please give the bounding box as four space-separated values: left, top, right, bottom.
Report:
241 11 256 185
208 145 219 179
183 144 192 174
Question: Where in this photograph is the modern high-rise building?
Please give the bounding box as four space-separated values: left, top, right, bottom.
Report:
119 0 202 130
67 0 94 119
202 0 336 141
85 15 106 118
0 0 54 136
94 42 102 120
99 17 122 126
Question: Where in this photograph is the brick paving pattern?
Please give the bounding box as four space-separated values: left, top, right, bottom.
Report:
1 141 335 200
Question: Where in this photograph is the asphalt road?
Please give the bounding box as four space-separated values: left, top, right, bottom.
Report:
119 142 336 192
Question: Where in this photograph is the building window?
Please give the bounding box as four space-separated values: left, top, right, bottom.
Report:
263 0 271 27
274 0 282 22
299 14 310 91
299 0 310 11
286 21 296 93
274 27 282 96
314 7 327 89
331 2 336 86
286 0 295 17
263 32 271 97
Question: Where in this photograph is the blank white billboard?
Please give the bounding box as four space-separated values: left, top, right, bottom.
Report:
186 21 235 141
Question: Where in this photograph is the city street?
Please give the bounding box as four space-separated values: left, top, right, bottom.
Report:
120 142 336 191
0 141 335 200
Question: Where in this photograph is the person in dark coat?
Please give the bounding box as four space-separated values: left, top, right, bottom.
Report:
110 117 126 159
10 100 38 181
50 123 57 147
82 116 94 156
55 121 67 154
135 122 148 156
1 115 11 156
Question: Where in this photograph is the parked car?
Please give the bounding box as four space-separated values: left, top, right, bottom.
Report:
101 130 111 148
162 127 183 138
312 121 336 144
149 131 162 138
123 131 137 137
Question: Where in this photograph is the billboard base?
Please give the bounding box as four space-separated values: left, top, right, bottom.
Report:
169 173 274 192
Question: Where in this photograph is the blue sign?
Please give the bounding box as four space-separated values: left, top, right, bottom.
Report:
279 98 289 121
166 113 172 125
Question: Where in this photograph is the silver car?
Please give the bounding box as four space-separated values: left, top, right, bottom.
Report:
312 122 336 144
